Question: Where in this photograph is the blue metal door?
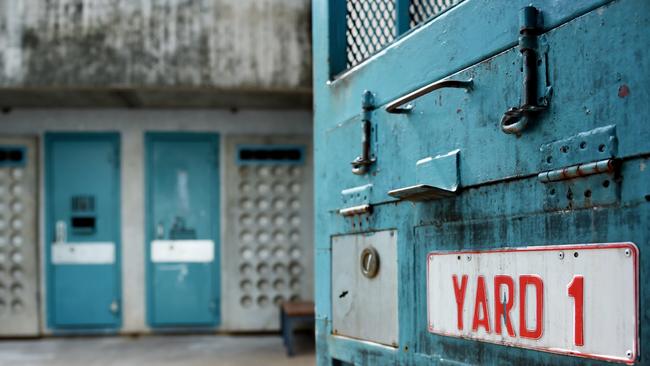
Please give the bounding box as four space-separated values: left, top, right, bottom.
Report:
45 133 121 330
146 133 220 328
314 0 649 365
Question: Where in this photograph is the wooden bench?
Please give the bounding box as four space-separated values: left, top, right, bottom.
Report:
280 301 315 356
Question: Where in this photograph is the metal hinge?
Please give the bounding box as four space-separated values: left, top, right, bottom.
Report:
339 184 373 216
339 204 372 217
538 159 618 183
539 125 619 181
539 126 620 210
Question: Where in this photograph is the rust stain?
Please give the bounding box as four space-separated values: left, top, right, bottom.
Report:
618 84 630 98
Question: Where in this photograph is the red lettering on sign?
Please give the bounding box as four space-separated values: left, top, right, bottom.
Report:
452 274 468 330
494 275 515 337
519 275 544 339
472 275 491 333
567 275 585 346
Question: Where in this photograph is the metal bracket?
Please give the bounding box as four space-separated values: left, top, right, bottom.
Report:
351 90 376 175
388 150 460 202
501 6 552 135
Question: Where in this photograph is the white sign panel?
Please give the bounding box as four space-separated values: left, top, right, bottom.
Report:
52 242 115 264
427 243 638 364
151 240 214 263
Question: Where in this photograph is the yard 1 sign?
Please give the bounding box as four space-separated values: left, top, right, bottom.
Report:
427 243 638 364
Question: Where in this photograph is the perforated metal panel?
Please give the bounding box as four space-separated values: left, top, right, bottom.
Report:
409 0 463 27
346 0 396 68
222 136 313 331
0 137 39 336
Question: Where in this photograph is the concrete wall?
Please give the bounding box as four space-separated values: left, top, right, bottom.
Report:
0 108 312 333
0 0 312 108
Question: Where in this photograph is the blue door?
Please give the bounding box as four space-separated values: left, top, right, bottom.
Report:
314 0 649 365
45 133 121 330
146 133 220 328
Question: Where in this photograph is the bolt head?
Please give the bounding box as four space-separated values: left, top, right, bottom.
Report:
465 255 471 262
624 249 631 257
626 350 633 358
558 251 564 260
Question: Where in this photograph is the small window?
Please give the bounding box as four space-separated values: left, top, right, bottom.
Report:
0 146 27 167
237 145 305 165
71 216 96 234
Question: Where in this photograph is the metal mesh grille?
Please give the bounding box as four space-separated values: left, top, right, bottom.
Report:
345 0 463 70
409 0 463 27
346 0 396 68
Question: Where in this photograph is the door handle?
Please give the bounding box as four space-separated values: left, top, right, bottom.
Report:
156 222 165 240
385 78 473 114
55 220 67 243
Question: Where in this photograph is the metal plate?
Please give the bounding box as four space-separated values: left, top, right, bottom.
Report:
427 243 638 364
51 242 115 265
151 240 214 263
332 230 398 347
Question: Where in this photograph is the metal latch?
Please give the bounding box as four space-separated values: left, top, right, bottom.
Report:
351 91 376 175
110 300 119 314
501 6 552 135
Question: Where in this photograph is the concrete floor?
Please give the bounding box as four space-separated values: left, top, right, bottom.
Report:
0 334 315 366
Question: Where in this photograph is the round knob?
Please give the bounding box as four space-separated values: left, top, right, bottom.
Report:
360 246 380 279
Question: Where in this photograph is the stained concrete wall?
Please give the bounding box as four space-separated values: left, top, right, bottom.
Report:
0 108 312 333
0 0 312 108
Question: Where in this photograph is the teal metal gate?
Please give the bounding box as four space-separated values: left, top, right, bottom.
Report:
313 0 649 364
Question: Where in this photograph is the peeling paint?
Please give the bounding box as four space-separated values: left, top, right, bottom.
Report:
618 84 630 98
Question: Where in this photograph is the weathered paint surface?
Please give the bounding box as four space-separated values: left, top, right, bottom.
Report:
313 0 650 365
0 0 311 91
